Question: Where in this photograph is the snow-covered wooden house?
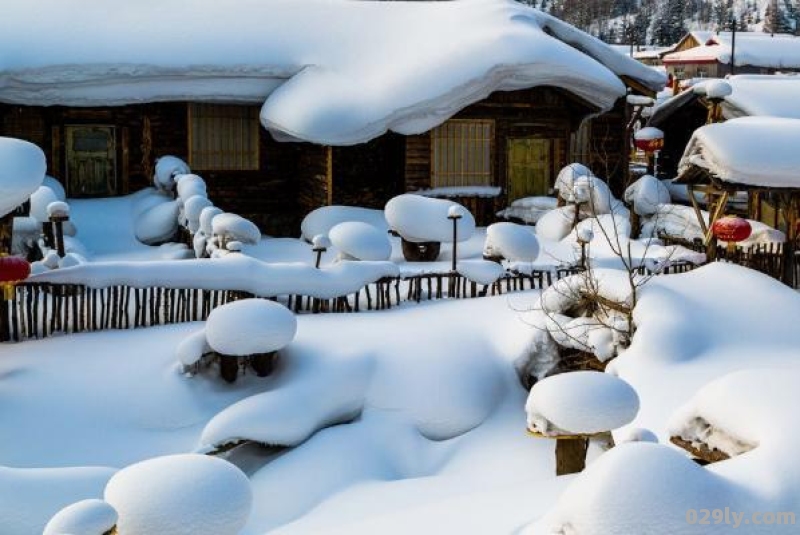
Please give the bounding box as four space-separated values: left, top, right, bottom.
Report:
648 74 800 178
662 31 800 80
0 0 663 235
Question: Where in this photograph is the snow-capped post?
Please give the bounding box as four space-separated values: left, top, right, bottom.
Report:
576 226 593 270
525 371 639 475
711 215 751 257
447 205 464 273
46 201 70 258
312 234 331 268
634 127 664 176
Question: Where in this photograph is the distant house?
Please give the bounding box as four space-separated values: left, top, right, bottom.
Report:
648 75 800 178
0 0 663 236
662 31 800 80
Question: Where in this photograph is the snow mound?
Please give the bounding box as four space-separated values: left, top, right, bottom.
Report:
496 195 558 224
554 163 593 201
535 205 576 241
385 194 475 243
43 499 118 535
29 185 59 222
211 213 261 245
134 199 179 245
183 195 212 234
153 156 190 191
176 328 212 368
104 454 251 535
0 137 46 218
484 222 539 262
617 427 658 444
199 206 224 237
457 259 504 285
175 174 207 201
624 174 671 217
301 206 388 243
206 299 297 356
525 371 639 435
329 221 392 261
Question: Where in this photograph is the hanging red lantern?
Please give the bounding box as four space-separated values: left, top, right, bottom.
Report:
0 254 30 300
634 127 665 153
712 216 752 253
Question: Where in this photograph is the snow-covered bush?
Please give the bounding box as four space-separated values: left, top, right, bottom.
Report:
175 174 207 202
624 174 671 217
206 299 297 357
329 221 392 261
553 163 593 203
183 195 212 235
457 259 505 285
104 454 251 535
496 195 557 224
301 205 388 243
483 222 539 262
211 213 260 248
43 499 118 535
153 156 190 192
176 329 212 371
134 199 180 245
0 137 46 218
385 194 475 243
535 205 575 241
199 206 223 238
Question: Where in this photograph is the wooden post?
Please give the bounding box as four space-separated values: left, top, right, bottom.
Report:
51 215 68 257
555 437 589 475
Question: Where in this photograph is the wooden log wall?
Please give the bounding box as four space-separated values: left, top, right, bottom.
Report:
296 144 332 221
331 133 405 209
587 98 628 196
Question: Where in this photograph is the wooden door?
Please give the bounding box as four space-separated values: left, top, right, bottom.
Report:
65 125 117 197
507 138 552 202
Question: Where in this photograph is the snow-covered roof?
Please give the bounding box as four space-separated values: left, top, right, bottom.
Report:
721 74 800 119
0 0 664 145
663 32 800 69
678 117 800 188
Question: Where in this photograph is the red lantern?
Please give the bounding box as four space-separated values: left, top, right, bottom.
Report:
0 255 30 300
634 137 665 153
712 216 752 253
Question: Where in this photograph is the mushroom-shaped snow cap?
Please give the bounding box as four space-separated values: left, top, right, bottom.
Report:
312 234 331 250
385 194 475 243
484 222 539 262
704 79 733 100
211 213 261 245
526 371 639 436
0 137 46 218
329 221 392 261
104 454 252 535
46 200 70 219
43 499 118 535
206 299 297 356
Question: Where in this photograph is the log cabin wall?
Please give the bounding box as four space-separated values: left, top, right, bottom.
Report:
587 98 628 196
331 133 406 209
295 144 332 226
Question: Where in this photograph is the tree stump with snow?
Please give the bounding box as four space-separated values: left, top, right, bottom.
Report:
525 371 639 475
205 299 297 383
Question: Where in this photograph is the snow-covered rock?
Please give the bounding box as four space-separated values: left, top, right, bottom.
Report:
484 222 539 262
624 174 671 217
525 371 639 436
301 206 388 243
104 454 251 535
134 200 180 245
329 221 392 261
153 156 190 191
206 299 297 356
0 137 46 218
211 213 261 245
43 499 118 535
385 194 475 243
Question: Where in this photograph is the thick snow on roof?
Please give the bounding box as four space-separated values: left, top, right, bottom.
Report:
663 32 800 68
722 74 800 119
678 116 800 188
0 0 663 145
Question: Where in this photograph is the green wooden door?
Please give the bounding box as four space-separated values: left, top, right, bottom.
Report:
66 125 117 197
506 138 552 202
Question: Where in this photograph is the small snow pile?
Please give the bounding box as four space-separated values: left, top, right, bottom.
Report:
300 206 388 242
704 79 732 100
526 371 639 436
617 427 658 444
623 174 671 217
206 299 297 357
483 222 539 262
176 329 212 368
535 205 576 241
134 198 180 245
43 499 118 535
385 194 475 243
0 137 46 218
496 196 557 224
104 454 251 535
153 156 190 191
329 221 392 261
457 259 505 285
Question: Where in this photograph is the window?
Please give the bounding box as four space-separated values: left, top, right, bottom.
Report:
65 125 117 197
431 119 493 188
188 104 259 170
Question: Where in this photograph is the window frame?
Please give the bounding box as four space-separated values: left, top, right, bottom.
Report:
430 119 495 189
187 103 260 171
